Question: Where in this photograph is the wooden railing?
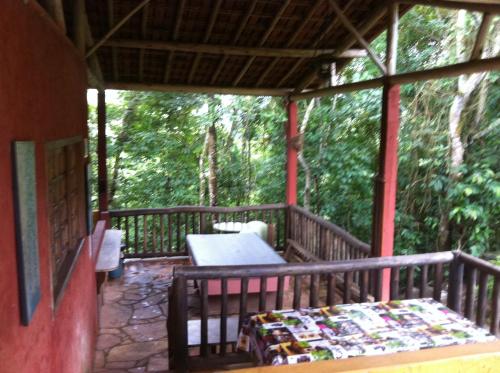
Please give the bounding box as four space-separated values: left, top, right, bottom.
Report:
453 252 500 335
287 205 371 260
168 250 499 371
109 204 287 258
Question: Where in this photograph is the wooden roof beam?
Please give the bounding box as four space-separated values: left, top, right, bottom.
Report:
291 56 500 100
396 0 500 14
210 0 258 85
327 0 387 75
164 0 186 83
86 0 151 58
470 13 493 60
47 0 66 33
232 0 292 86
104 82 290 97
293 4 387 93
104 40 367 59
139 3 150 82
107 0 119 81
188 0 223 84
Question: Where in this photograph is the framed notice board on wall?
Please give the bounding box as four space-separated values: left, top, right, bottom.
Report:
12 141 41 326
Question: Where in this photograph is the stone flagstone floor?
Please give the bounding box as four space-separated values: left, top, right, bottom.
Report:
94 258 188 373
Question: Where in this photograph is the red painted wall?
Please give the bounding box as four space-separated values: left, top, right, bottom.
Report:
0 2 97 373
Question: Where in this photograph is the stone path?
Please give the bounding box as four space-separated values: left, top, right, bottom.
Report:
94 259 188 373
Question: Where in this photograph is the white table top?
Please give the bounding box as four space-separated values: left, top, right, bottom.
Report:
187 233 285 266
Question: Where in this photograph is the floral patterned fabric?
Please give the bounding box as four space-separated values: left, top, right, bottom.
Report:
237 298 496 366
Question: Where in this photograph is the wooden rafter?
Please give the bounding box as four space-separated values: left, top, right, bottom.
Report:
104 40 367 59
104 82 289 96
256 0 323 87
188 0 223 84
107 0 119 81
470 13 493 60
210 0 258 85
277 0 357 88
293 4 387 93
232 0 292 86
327 0 387 75
47 0 66 32
291 57 500 100
164 0 186 83
86 0 151 58
73 0 85 53
84 12 104 88
139 3 150 82
397 0 500 14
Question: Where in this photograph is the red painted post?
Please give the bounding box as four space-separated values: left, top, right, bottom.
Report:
97 90 109 213
286 100 298 205
372 82 400 301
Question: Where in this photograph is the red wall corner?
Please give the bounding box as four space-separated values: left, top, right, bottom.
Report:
0 2 97 373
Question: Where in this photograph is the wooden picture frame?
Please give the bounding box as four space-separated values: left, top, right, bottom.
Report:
12 141 41 326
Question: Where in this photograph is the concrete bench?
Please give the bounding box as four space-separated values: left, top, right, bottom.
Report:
96 229 122 298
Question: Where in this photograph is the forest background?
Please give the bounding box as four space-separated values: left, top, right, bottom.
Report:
88 6 499 258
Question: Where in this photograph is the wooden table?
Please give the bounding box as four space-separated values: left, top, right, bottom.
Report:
187 233 288 295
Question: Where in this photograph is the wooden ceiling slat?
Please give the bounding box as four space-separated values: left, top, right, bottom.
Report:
188 0 223 84
232 0 293 86
164 0 186 83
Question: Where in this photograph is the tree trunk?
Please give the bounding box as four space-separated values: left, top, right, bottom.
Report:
109 96 139 205
199 129 209 205
207 123 218 206
298 99 315 210
437 12 497 250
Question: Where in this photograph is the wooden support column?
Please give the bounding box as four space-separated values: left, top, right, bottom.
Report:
286 100 298 205
372 3 400 301
97 90 109 213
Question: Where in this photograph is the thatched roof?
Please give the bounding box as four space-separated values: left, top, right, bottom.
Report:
64 0 412 95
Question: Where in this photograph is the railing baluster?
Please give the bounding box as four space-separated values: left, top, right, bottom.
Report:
239 278 248 331
390 266 400 300
327 273 336 306
293 275 302 309
152 214 157 254
310 274 319 307
476 272 488 327
176 212 181 253
433 263 443 301
134 215 138 256
406 266 414 299
276 275 285 310
259 276 267 311
200 280 208 357
160 214 165 254
465 266 477 320
343 272 352 304
220 278 228 357
491 277 499 336
420 264 428 297
143 215 148 254
166 213 171 253
125 216 130 252
360 270 368 302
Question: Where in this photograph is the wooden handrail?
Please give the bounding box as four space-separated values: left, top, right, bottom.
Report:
174 251 455 279
108 203 287 216
457 251 500 277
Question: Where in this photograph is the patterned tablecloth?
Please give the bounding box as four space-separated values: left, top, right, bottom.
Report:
237 298 496 366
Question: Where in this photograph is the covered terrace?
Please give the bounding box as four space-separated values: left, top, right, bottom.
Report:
0 1 499 373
